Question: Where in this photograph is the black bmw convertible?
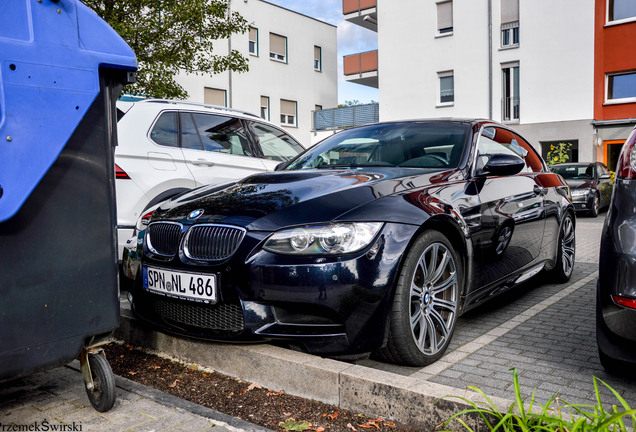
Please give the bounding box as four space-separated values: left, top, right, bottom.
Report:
130 119 575 366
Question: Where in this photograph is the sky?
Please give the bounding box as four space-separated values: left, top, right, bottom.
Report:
263 0 379 106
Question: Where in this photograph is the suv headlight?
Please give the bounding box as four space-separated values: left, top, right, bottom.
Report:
263 223 383 255
571 189 590 196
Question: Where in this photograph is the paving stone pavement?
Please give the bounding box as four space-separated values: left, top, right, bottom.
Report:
358 209 636 408
0 361 271 432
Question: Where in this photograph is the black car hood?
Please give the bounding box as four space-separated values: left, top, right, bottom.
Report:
153 168 449 231
566 179 595 189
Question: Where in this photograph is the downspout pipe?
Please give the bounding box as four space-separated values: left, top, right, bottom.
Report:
488 0 493 120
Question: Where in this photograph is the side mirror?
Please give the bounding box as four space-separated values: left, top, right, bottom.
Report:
600 173 611 180
479 154 525 176
275 162 286 171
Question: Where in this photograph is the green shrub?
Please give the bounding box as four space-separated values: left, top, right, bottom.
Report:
439 368 636 432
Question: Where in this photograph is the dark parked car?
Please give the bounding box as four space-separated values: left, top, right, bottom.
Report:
550 162 612 217
597 126 636 373
130 119 575 366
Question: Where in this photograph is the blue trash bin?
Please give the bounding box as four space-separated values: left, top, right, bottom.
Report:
0 0 136 412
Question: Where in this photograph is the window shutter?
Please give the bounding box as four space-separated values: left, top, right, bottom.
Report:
280 100 296 116
204 88 226 107
437 1 453 31
261 96 269 107
501 0 519 24
249 28 257 42
314 46 321 61
270 33 286 56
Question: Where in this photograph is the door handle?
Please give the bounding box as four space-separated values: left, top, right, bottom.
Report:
533 185 545 195
192 158 214 166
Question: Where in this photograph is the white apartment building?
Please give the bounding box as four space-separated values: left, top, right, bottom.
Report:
344 0 596 161
175 0 338 146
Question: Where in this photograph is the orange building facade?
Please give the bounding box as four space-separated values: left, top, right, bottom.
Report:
594 0 636 170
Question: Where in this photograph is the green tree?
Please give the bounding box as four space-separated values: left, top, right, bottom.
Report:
84 0 250 99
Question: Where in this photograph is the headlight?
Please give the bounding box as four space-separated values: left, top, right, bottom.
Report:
571 189 590 196
263 223 383 255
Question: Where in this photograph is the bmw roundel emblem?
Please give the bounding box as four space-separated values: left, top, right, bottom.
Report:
187 209 205 220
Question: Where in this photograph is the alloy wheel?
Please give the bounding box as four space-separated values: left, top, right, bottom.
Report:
409 243 458 356
561 216 575 276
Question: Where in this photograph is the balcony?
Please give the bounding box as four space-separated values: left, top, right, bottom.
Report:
344 50 378 88
343 0 377 32
312 103 379 131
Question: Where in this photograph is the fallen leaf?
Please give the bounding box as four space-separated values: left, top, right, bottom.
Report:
241 390 247 395
128 371 137 375
284 412 293 417
322 414 327 417
385 421 396 428
148 365 161 370
247 382 262 391
357 421 381 429
267 391 283 396
202 373 211 378
279 419 311 431
347 423 357 432
226 392 234 399
169 379 180 388
309 427 325 432
328 412 339 420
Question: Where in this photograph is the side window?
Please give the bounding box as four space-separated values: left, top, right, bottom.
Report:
477 127 543 173
190 113 252 156
180 113 203 150
150 112 178 147
248 122 304 162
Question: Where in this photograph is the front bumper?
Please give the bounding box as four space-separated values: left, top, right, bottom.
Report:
570 192 594 212
130 222 418 355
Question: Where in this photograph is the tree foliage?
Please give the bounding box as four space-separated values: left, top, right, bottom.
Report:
84 0 250 99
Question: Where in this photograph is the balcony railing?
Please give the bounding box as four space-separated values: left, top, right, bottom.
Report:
502 97 520 122
343 0 377 15
312 103 379 131
344 50 378 76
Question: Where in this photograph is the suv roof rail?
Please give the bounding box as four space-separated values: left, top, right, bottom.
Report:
137 99 261 119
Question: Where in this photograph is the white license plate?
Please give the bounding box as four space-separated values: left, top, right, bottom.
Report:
143 266 217 303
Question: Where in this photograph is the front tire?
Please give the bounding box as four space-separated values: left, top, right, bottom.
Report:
85 353 117 412
377 230 462 366
589 193 600 218
550 212 575 283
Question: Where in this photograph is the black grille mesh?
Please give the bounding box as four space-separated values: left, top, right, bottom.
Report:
153 298 244 332
185 225 245 261
148 223 181 256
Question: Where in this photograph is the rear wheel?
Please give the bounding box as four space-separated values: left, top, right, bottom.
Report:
377 230 461 366
550 212 575 283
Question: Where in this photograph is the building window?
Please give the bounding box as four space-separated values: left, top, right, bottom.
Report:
249 28 258 55
260 96 269 120
280 99 297 126
608 0 636 22
314 46 322 71
501 0 519 47
607 71 636 103
437 1 453 35
541 141 579 163
502 64 519 121
204 87 226 107
315 105 322 111
269 33 287 63
438 71 454 105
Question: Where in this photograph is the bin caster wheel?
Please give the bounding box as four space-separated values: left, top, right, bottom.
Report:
85 353 116 412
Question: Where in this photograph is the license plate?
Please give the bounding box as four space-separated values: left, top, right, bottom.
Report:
143 266 217 303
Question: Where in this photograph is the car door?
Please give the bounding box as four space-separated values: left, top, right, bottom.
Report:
180 112 270 187
245 121 305 170
473 126 546 289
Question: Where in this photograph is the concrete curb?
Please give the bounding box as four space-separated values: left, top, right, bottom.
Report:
115 307 515 430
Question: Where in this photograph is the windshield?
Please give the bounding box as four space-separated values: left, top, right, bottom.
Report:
285 122 470 170
550 164 595 180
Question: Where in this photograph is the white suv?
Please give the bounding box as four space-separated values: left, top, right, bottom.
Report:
115 99 305 259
